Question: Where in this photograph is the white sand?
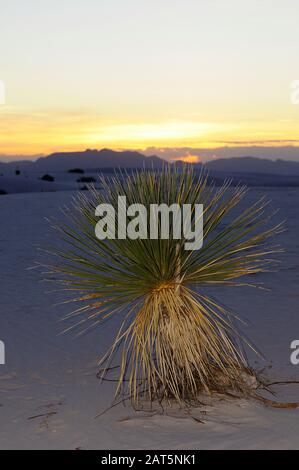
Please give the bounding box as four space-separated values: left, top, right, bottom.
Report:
0 189 299 449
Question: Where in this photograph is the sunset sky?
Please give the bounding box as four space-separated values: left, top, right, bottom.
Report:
1 0 299 160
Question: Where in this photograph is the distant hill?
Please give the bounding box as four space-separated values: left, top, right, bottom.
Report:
204 156 299 176
1 151 299 177
0 149 165 173
32 149 165 171
0 159 33 172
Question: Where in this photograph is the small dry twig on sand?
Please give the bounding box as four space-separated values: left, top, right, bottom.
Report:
28 411 58 420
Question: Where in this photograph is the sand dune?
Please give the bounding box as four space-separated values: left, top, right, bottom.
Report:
0 189 299 449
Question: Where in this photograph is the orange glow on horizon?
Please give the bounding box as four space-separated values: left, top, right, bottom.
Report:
1 107 299 157
173 155 201 163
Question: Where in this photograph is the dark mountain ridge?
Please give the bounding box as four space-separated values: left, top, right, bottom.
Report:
1 150 299 177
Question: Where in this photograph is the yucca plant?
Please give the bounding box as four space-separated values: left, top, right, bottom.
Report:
47 165 283 407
